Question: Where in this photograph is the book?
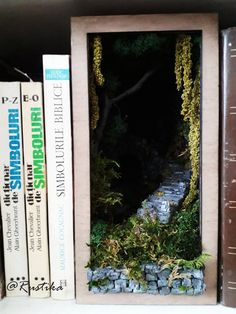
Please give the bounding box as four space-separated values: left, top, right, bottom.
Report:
0 82 29 296
43 55 75 299
221 27 236 308
0 218 5 300
21 82 50 298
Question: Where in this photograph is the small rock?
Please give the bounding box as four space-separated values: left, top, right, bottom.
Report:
182 278 192 287
186 288 194 296
108 287 121 293
159 286 170 295
108 270 120 281
172 279 182 289
140 285 148 293
120 274 128 280
192 269 204 280
158 269 171 280
152 264 161 273
107 281 114 290
87 269 93 281
115 279 127 291
171 287 185 295
100 286 108 294
192 278 203 290
124 287 133 293
148 281 157 290
133 284 147 293
145 263 154 272
137 208 145 217
128 280 139 291
133 284 141 293
91 287 101 294
146 273 157 281
158 279 168 287
92 268 108 281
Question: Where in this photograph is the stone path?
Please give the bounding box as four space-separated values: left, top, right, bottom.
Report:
137 163 190 223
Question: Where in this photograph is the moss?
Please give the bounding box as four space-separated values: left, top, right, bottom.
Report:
88 199 203 283
88 278 109 289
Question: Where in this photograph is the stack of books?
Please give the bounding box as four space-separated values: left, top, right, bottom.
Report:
0 55 74 300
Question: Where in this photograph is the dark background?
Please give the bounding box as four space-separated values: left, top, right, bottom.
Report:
0 0 235 79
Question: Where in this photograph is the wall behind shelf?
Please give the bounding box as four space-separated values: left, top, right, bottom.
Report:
0 0 235 80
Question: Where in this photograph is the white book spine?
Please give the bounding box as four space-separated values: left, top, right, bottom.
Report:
21 82 50 298
43 55 75 299
0 82 29 296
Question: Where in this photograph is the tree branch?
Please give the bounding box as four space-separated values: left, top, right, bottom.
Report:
111 67 157 104
95 67 157 151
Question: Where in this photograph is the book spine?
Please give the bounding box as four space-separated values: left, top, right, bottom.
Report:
0 82 29 296
0 241 5 300
221 28 236 308
43 55 75 299
0 215 5 299
21 82 50 298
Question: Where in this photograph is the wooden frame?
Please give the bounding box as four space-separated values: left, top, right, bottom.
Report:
71 13 219 304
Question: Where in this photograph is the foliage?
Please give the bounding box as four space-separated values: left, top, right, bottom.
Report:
165 199 201 259
90 152 123 218
88 199 202 283
90 221 108 248
114 33 167 58
88 278 109 289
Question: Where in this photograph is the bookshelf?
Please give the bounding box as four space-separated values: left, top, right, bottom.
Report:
0 0 235 312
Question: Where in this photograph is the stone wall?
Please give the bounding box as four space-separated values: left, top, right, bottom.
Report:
88 264 205 295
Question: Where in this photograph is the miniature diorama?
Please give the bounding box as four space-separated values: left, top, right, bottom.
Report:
87 31 206 296
71 14 218 304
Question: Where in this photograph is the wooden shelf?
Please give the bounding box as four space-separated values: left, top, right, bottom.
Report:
0 297 236 314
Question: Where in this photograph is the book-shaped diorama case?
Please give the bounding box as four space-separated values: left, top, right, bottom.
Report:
71 14 219 304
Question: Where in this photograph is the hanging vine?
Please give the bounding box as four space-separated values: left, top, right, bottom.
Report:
93 36 105 87
175 35 200 208
89 35 105 130
89 72 100 130
174 38 183 91
183 67 200 207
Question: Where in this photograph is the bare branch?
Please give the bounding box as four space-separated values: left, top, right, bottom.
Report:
95 67 157 150
111 67 157 104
